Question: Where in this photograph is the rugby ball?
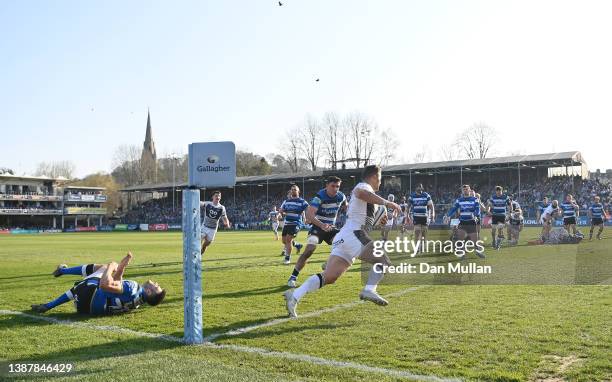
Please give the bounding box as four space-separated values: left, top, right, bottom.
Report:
372 204 386 227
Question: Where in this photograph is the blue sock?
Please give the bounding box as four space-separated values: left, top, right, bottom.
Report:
44 292 72 310
61 265 84 276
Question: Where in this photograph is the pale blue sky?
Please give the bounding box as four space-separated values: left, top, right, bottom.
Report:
1 0 611 176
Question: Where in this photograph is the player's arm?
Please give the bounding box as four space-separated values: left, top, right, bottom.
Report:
427 199 435 221
221 207 230 228
113 251 133 281
353 188 401 214
100 262 123 294
405 199 413 224
446 200 460 218
305 205 329 230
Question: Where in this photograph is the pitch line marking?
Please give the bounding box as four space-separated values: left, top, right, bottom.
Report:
203 285 429 342
0 307 460 382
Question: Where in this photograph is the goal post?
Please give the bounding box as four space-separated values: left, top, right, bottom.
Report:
183 141 236 344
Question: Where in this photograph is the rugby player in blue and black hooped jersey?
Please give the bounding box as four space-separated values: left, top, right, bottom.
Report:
560 194 581 237
407 184 435 252
280 184 309 265
444 184 486 258
588 195 605 240
487 186 512 249
31 252 166 315
287 176 346 287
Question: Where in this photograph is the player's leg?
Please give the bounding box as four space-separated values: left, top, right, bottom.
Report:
421 224 429 247
273 224 279 240
53 263 104 278
490 220 497 247
288 238 318 286
292 240 303 254
202 239 212 254
357 240 391 305
283 228 296 264
284 255 351 317
597 222 604 239
414 224 422 248
32 285 77 313
589 223 595 240
468 225 485 258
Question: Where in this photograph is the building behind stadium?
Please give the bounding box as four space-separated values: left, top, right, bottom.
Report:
0 174 106 232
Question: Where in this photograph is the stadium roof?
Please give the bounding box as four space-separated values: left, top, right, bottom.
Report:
119 151 586 192
65 185 106 191
383 151 585 173
0 174 64 182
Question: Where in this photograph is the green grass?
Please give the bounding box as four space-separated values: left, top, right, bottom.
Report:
0 229 610 381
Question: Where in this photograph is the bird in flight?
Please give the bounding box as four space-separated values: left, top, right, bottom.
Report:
315 78 320 82
278 1 283 6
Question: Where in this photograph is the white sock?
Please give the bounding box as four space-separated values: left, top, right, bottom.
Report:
293 274 323 301
363 267 384 292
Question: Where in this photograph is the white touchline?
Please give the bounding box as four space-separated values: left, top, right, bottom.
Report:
0 303 460 382
204 285 429 342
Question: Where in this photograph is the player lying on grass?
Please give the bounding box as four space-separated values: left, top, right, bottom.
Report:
284 165 401 318
31 252 166 315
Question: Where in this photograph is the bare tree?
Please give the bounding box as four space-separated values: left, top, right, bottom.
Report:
35 161 76 179
278 127 302 173
440 143 459 162
298 115 321 171
322 112 342 169
455 123 498 159
111 145 144 185
378 130 399 166
344 112 378 168
412 145 429 163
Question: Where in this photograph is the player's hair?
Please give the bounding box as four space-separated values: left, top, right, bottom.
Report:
145 289 166 306
416 183 423 189
361 165 381 180
462 184 470 189
326 176 342 184
212 191 221 197
495 186 502 192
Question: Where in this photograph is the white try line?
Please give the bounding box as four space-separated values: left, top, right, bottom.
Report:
0 307 460 382
204 285 429 342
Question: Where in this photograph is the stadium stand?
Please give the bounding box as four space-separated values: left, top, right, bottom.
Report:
117 152 611 227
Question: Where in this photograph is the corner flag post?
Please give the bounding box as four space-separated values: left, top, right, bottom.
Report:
183 141 236 344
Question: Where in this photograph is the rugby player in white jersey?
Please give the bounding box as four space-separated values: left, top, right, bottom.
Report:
200 191 231 255
284 165 401 318
380 194 395 241
539 199 560 242
269 205 281 240
398 196 409 236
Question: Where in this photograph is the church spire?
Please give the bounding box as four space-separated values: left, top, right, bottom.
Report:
143 109 156 159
